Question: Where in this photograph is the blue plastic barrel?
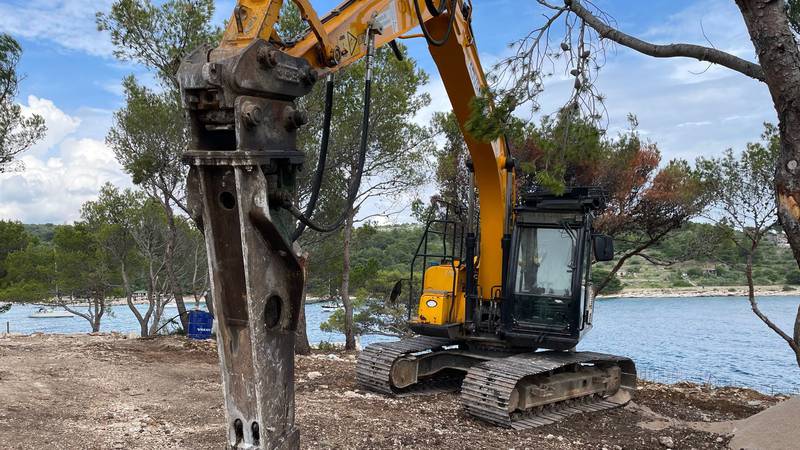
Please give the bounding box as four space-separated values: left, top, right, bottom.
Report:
187 310 213 339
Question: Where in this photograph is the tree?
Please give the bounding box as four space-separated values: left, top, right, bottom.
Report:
297 45 431 350
486 0 800 280
697 124 800 367
0 33 45 172
98 0 219 330
321 264 412 340
430 111 471 209
0 220 31 279
106 77 192 330
81 183 174 337
0 242 57 302
96 0 219 91
54 224 116 332
513 114 706 294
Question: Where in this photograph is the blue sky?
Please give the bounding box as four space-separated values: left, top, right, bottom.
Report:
0 0 776 223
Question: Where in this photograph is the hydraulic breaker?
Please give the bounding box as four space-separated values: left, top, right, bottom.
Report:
178 39 316 450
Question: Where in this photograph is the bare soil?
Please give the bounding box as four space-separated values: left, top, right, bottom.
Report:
0 334 785 449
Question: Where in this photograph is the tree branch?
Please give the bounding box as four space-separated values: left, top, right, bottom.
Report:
565 0 766 82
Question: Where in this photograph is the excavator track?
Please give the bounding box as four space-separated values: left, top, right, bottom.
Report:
356 336 460 396
461 351 636 429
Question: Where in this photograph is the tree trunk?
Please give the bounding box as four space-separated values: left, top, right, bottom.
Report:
121 261 148 337
735 0 800 270
91 296 104 333
162 192 189 330
296 292 312 355
341 211 356 350
744 242 800 367
295 252 311 355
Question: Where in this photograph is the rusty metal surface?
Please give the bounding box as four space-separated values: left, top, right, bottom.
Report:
179 39 314 450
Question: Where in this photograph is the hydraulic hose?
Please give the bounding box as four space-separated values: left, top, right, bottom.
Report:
425 0 447 16
292 75 335 241
413 0 456 47
287 29 376 235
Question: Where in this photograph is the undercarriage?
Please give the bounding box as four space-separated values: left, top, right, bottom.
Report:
356 337 636 429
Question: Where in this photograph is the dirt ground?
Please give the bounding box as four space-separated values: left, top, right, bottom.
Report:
0 334 786 450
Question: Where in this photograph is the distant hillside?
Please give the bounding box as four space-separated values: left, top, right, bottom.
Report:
22 224 57 242
19 221 791 296
598 222 798 290
306 221 799 297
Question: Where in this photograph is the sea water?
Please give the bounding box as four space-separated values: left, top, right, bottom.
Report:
3 296 798 394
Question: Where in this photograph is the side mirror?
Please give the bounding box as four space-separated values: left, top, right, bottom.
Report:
593 234 614 262
388 280 403 304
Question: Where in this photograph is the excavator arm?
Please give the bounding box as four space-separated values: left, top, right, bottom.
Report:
177 1 509 449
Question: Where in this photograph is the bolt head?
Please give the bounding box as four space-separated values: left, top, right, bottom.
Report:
241 103 262 127
285 107 308 130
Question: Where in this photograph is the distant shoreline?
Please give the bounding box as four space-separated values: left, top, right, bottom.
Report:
7 287 798 309
598 285 800 299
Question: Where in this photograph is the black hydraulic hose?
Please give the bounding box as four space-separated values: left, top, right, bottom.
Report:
413 0 457 47
425 0 447 16
286 31 376 235
388 40 404 61
292 75 335 241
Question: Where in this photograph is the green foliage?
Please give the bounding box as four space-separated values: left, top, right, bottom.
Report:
306 224 422 296
789 0 800 35
464 88 522 142
320 266 411 338
592 269 622 294
22 224 55 242
0 220 31 269
670 278 693 288
0 33 46 172
107 77 186 187
696 124 779 255
96 0 220 89
787 270 800 285
315 341 340 352
0 243 56 301
294 39 432 234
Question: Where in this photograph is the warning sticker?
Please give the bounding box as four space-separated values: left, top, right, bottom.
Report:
374 1 398 35
466 58 481 94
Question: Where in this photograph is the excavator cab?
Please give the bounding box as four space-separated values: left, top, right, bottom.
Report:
501 187 612 350
407 187 612 352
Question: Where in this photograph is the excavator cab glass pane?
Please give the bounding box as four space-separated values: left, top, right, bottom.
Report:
514 227 575 297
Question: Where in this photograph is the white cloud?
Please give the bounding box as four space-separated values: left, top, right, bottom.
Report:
0 0 115 57
19 96 82 157
0 98 131 224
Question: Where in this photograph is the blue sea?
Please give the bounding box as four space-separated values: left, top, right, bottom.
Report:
2 296 798 394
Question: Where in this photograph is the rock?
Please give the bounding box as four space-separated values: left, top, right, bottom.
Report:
715 437 724 443
544 434 555 440
747 400 762 406
343 390 362 399
307 371 322 380
126 332 138 340
659 436 674 448
612 446 622 450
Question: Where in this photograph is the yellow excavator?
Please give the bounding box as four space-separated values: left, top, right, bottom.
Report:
177 0 636 448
